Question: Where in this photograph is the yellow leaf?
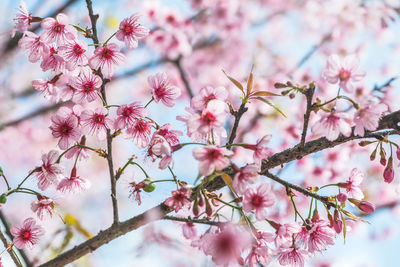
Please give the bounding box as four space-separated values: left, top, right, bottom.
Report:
341 210 369 224
222 70 244 94
251 91 281 97
246 72 253 96
64 214 93 239
220 172 235 193
255 97 287 117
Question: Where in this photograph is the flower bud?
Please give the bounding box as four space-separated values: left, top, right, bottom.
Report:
289 93 295 99
359 201 375 214
383 163 394 184
0 194 7 204
337 192 348 203
396 148 400 161
205 198 212 217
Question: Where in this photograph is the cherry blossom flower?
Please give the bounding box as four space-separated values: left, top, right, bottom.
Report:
14 1 32 33
80 107 112 140
18 31 50 63
278 245 309 267
148 72 181 107
116 14 149 49
72 68 102 103
114 102 146 130
164 187 191 212
36 150 64 190
233 164 259 194
153 123 182 146
246 243 273 267
10 218 44 249
340 168 364 200
49 110 81 150
40 47 66 73
182 222 197 240
274 223 302 248
311 111 352 141
58 39 88 71
322 54 366 93
126 119 153 148
41 13 77 44
32 78 59 100
242 183 275 220
201 225 251 266
57 167 90 193
191 86 228 110
129 181 146 205
148 134 173 169
88 43 126 78
193 145 233 176
307 220 336 252
354 103 387 136
31 197 55 220
177 100 228 144
244 135 273 166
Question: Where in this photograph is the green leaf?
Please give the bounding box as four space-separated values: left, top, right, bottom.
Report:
340 212 346 244
222 70 244 94
255 97 287 117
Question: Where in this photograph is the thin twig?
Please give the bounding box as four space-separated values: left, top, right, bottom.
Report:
85 0 119 225
227 103 248 147
0 229 21 267
163 216 221 226
173 57 194 98
300 84 315 147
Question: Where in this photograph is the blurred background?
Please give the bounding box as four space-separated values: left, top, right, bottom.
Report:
0 0 400 266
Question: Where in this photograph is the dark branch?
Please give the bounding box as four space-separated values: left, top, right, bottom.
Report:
227 103 248 147
163 216 221 226
300 84 315 147
173 57 194 98
0 229 21 267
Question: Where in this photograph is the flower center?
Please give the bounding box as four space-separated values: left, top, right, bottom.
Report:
202 112 216 125
339 69 351 81
73 44 84 55
94 114 105 124
102 48 114 59
53 23 64 33
251 195 263 207
22 230 32 240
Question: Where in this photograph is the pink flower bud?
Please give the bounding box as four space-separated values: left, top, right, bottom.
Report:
358 201 375 214
396 147 400 161
383 166 394 183
337 192 348 203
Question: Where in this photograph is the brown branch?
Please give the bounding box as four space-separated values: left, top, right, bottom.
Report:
173 56 194 99
0 101 67 132
0 229 21 267
300 84 315 147
163 216 221 226
0 211 32 267
263 171 330 203
85 0 118 225
227 102 248 147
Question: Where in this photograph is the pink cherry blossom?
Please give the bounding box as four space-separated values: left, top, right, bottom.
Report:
246 243 273 267
148 72 181 107
307 220 336 252
57 167 90 193
88 43 126 78
322 54 366 93
41 13 77 44
191 86 228 110
177 100 228 144
147 134 175 169
193 145 233 176
114 102 146 130
278 245 309 267
58 39 88 71
312 112 352 141
72 68 102 103
18 31 50 63
153 123 182 146
31 197 55 220
164 187 191 212
341 168 364 200
116 14 149 49
14 1 32 33
80 107 112 140
233 164 259 194
40 47 66 73
244 135 273 166
126 119 153 148
32 78 59 100
201 225 251 266
274 223 302 248
10 217 44 249
36 150 64 191
49 110 81 150
182 222 197 240
354 103 387 136
242 183 275 220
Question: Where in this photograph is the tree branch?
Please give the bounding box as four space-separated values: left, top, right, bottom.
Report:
227 102 248 147
0 229 21 267
173 57 194 98
85 0 118 225
300 84 315 147
163 216 221 226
